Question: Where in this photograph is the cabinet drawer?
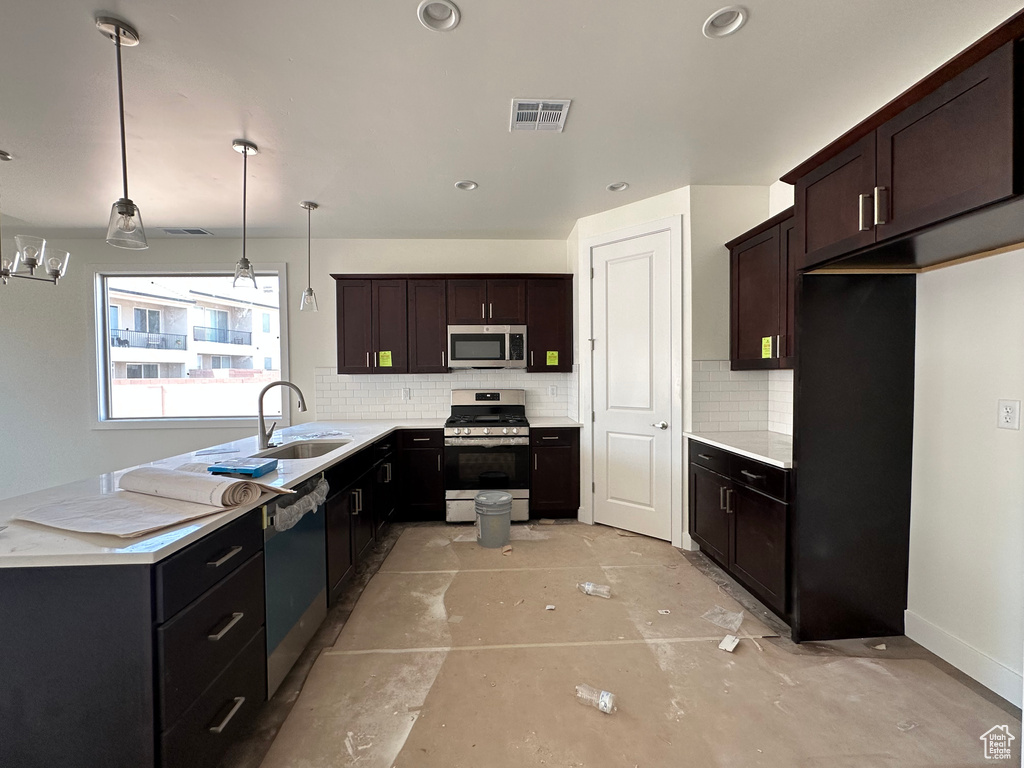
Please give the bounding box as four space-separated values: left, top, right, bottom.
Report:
160 627 267 768
730 455 787 501
530 428 576 447
399 429 443 449
155 510 263 623
157 552 266 728
688 441 730 476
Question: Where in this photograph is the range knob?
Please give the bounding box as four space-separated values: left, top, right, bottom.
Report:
511 427 519 435
482 428 490 435
502 427 509 435
453 428 461 435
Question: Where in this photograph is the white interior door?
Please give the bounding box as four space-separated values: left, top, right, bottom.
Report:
591 230 673 540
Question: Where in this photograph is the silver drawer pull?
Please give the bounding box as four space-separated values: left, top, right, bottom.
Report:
858 193 873 231
740 469 765 481
412 438 431 442
698 453 714 461
542 436 559 440
208 612 244 642
719 486 726 511
208 697 246 734
207 545 243 568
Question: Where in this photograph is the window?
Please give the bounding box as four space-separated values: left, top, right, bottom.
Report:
98 272 286 422
262 313 271 333
264 357 273 370
134 308 161 333
127 364 159 379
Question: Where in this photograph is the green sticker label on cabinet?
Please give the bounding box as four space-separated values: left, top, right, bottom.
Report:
761 337 772 359
379 351 393 367
547 351 559 366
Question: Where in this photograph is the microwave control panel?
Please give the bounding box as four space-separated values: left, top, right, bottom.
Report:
509 333 525 361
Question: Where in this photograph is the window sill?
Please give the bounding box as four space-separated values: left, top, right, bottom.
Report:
92 417 289 432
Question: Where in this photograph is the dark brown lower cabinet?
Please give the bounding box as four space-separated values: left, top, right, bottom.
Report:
688 441 789 617
325 484 355 605
398 429 445 521
529 428 580 517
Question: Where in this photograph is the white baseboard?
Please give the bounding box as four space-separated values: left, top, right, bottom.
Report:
905 610 1022 707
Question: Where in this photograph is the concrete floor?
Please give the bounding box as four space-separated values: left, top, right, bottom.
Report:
244 522 1021 768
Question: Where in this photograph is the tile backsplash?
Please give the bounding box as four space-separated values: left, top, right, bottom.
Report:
692 361 793 435
315 368 575 420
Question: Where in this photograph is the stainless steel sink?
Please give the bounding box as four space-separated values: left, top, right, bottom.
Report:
252 440 350 460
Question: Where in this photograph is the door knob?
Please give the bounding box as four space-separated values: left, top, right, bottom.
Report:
651 421 669 430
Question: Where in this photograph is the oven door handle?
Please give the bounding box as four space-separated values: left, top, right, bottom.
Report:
444 438 529 447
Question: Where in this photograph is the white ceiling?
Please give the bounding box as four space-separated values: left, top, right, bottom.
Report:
1 0 1021 241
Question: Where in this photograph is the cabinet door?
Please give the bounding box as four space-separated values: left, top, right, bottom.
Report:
408 279 449 373
486 279 526 324
729 484 788 615
399 448 445 520
688 464 730 566
530 445 580 515
526 278 572 372
779 216 796 369
795 132 877 270
335 279 373 374
447 279 488 324
352 477 375 564
875 42 1016 242
325 489 354 605
730 226 781 370
371 280 408 373
374 457 397 536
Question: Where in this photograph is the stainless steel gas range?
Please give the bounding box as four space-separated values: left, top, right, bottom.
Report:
444 389 530 522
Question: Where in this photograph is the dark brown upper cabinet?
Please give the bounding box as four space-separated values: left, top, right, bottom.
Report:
526 277 573 372
727 208 794 370
335 278 407 374
407 279 448 373
792 41 1017 271
447 278 526 324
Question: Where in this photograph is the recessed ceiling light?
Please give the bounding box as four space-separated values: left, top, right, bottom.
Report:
702 5 748 38
606 182 630 192
455 180 478 191
418 0 460 32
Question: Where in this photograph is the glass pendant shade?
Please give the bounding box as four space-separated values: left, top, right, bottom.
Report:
0 249 19 283
106 198 148 249
15 235 46 274
45 248 71 281
233 255 257 288
300 287 319 312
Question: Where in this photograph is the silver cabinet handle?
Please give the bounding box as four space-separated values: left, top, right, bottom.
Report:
534 454 538 470
874 186 888 225
350 489 360 515
858 193 873 231
437 454 441 472
530 350 534 366
207 545 242 568
651 421 669 430
373 352 377 368
740 469 765 481
413 437 430 442
489 302 493 319
366 352 369 368
384 463 392 483
776 335 781 359
542 436 559 440
725 489 734 514
481 303 485 319
209 697 245 734
719 486 726 511
208 612 244 642
698 453 714 461
442 350 446 366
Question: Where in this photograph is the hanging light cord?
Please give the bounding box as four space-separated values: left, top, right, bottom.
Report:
242 149 248 261
114 27 129 201
306 205 312 289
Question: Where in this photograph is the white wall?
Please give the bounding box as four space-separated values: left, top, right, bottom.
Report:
0 236 566 500
768 180 795 217
906 249 1024 707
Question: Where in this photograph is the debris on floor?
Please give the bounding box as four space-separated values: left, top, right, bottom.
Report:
545 604 556 611
502 544 513 555
577 581 612 598
718 634 740 653
702 605 744 633
897 720 919 732
873 643 887 650
658 609 671 615
538 518 555 525
514 599 524 606
615 529 638 537
575 683 618 714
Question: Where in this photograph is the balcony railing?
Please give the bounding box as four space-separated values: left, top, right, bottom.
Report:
110 329 188 350
192 326 252 345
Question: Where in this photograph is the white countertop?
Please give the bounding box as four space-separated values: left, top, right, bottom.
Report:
685 430 793 469
529 417 583 428
0 420 437 569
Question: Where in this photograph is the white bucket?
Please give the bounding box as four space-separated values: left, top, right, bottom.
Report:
475 491 512 548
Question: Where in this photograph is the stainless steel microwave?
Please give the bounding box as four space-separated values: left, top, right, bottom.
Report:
447 325 527 368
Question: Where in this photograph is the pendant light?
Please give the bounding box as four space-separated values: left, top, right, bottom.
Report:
96 17 148 250
299 201 319 312
232 139 258 288
0 152 71 287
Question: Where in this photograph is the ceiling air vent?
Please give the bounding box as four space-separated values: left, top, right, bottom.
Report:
162 227 213 236
510 99 571 132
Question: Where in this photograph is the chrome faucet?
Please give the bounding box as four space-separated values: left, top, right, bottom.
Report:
257 380 308 449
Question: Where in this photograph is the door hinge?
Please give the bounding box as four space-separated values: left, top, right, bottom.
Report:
591 411 595 422
592 481 595 493
590 267 595 279
590 338 595 351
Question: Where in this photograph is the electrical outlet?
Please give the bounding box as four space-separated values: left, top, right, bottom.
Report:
997 399 1020 430
401 388 411 402
548 385 558 397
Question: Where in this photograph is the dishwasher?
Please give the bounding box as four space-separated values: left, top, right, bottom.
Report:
264 474 329 698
